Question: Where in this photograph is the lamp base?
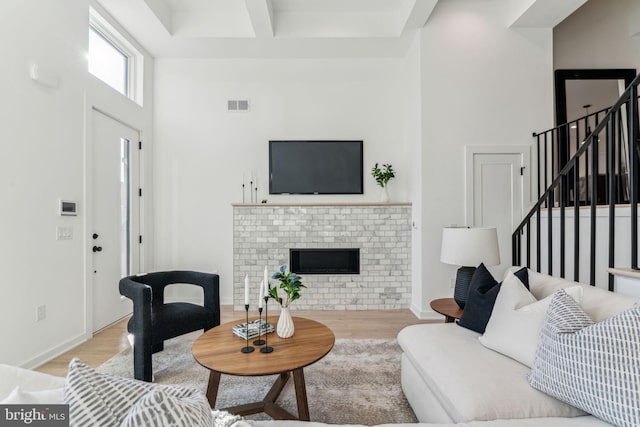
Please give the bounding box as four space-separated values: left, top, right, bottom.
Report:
453 266 476 309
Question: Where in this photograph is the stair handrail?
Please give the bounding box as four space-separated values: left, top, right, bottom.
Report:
513 72 640 288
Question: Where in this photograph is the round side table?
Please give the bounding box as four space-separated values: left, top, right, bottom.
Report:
430 298 463 323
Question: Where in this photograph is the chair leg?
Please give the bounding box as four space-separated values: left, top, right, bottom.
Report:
152 342 164 353
133 335 153 382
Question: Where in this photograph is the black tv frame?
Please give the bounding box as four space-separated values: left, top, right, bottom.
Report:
269 140 364 195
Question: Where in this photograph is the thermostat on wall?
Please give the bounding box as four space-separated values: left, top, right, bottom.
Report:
59 200 77 216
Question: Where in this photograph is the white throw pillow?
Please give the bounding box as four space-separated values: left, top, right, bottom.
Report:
0 386 63 404
479 270 583 367
63 359 212 427
119 389 213 427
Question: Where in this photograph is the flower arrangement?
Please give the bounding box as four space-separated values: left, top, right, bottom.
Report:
268 265 305 308
371 163 395 188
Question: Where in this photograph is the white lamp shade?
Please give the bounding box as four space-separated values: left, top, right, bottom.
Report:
440 227 500 267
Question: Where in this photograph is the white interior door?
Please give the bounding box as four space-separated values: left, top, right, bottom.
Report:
465 146 529 277
92 109 140 332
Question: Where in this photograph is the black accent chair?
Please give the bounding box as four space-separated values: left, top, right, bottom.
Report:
119 271 220 382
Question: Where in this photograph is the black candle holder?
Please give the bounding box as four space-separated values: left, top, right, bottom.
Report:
253 307 265 346
261 295 273 353
242 183 245 204
240 304 254 353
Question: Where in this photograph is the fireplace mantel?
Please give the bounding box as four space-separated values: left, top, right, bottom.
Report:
233 204 412 310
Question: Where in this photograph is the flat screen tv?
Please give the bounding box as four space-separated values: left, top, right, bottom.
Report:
269 140 363 195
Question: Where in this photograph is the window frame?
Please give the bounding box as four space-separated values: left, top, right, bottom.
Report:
89 7 144 105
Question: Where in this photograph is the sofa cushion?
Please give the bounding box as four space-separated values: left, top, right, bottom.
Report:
397 323 585 422
0 364 65 401
458 265 528 333
0 386 63 404
528 290 640 427
479 271 583 367
526 270 639 321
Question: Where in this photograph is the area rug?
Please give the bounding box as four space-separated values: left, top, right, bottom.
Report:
96 336 417 425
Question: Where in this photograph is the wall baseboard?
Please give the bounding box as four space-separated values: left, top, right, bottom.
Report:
21 332 91 370
410 303 441 320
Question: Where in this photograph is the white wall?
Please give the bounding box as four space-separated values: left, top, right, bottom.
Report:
554 0 640 71
0 0 154 367
153 56 420 305
417 0 554 314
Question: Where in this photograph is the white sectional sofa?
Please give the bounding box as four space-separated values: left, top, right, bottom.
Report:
1 269 637 427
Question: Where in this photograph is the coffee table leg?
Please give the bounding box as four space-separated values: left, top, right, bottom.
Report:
292 368 310 421
206 371 222 408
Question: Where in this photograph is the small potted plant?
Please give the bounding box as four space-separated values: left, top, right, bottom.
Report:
371 163 395 202
269 265 305 338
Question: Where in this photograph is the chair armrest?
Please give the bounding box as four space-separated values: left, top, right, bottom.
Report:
119 276 152 338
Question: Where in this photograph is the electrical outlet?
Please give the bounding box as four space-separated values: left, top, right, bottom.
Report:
36 305 46 322
449 278 455 289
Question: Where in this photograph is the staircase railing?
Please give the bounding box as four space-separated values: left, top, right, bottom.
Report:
512 73 640 290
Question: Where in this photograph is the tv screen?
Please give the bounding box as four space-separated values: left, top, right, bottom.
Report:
269 140 363 195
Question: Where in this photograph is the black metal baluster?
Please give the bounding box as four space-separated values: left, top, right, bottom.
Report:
590 134 598 286
536 133 541 200
548 189 553 275
629 87 638 270
536 204 541 273
608 112 617 291
526 221 531 268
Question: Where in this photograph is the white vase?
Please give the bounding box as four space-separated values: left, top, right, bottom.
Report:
380 186 390 203
277 307 295 338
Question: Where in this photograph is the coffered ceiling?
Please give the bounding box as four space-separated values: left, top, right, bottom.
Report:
95 0 588 58
95 0 438 58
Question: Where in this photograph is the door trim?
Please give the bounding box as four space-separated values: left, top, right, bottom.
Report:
464 145 530 226
84 100 146 335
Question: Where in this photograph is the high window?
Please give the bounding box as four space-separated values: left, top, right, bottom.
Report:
88 8 143 105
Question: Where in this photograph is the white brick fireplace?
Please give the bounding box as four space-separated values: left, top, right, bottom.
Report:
233 203 412 310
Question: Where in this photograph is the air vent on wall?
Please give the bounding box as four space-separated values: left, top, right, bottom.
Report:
227 99 250 112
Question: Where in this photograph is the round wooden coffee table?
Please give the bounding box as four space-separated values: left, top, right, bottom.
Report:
192 316 335 421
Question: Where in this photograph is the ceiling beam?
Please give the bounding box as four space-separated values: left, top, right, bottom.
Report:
143 0 172 34
400 0 439 34
509 0 588 28
245 0 274 38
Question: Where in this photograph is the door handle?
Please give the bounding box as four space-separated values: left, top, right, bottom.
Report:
92 246 103 253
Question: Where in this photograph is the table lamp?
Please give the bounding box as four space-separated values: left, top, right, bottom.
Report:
440 227 500 309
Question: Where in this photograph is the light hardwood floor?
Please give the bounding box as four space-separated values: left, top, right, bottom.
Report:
36 306 437 377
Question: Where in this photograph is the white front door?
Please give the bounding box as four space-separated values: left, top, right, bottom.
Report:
465 146 530 276
91 109 140 332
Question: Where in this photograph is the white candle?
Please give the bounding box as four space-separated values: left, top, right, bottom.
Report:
244 274 249 306
264 266 269 291
242 174 244 186
258 280 264 308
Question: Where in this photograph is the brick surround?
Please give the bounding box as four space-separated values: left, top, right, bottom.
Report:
233 203 412 310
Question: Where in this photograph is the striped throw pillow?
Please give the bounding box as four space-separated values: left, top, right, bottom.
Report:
63 359 213 427
528 290 640 427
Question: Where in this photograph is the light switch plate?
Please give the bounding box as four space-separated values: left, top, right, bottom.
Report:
56 226 73 240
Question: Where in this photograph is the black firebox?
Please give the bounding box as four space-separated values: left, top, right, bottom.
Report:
290 248 360 274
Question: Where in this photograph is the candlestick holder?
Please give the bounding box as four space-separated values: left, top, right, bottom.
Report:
250 180 254 203
242 183 245 204
253 307 265 346
254 186 258 205
261 296 273 353
240 304 255 353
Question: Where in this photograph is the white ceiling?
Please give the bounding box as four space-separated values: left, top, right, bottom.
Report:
95 0 587 59
95 0 438 58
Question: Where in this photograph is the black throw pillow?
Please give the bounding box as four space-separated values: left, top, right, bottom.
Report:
457 264 529 333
